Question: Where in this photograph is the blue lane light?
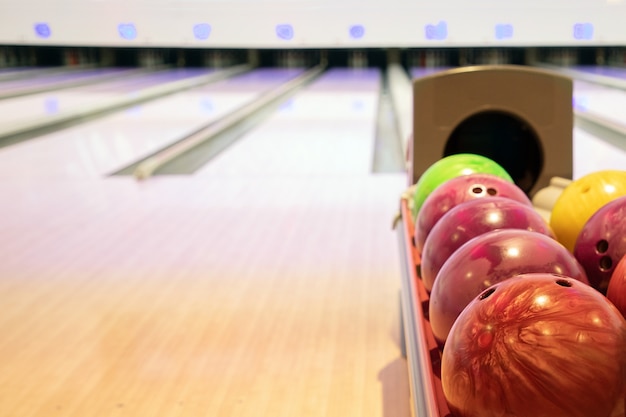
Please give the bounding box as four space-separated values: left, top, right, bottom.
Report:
44 97 58 114
275 24 294 41
34 23 51 39
425 21 447 40
495 24 513 40
193 23 211 40
279 98 294 112
118 23 137 40
125 106 142 116
573 23 594 40
349 25 365 39
573 96 589 111
200 98 214 113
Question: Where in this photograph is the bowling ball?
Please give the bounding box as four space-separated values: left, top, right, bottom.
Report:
430 229 589 344
442 273 626 417
411 153 513 219
574 196 626 294
607 254 626 319
415 173 531 252
420 197 554 291
550 170 626 252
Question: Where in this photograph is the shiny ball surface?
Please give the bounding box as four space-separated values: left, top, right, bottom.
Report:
442 273 626 417
415 173 532 253
412 153 513 219
550 170 626 252
574 195 626 294
607 254 626 319
430 229 589 344
421 197 554 291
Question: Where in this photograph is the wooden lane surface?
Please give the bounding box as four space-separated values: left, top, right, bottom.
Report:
0 175 410 417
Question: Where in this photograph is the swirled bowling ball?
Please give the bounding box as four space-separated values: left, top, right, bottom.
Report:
607 254 626 319
411 153 513 219
420 197 554 291
550 170 626 252
415 173 531 252
430 229 589 344
442 273 626 417
574 196 626 294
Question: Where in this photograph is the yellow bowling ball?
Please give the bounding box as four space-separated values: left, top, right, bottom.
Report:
550 170 626 252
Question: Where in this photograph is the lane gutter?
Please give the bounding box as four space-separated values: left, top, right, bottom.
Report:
0 65 250 148
131 64 326 180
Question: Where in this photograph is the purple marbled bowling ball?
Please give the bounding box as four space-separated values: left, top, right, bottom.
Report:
430 229 589 344
421 197 554 291
415 173 532 252
574 196 626 294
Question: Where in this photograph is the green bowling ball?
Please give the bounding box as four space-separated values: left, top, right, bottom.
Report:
412 154 513 219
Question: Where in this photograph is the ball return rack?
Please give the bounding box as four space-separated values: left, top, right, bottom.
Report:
394 65 575 417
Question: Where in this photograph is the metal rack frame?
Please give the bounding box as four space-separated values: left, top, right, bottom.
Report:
396 197 451 417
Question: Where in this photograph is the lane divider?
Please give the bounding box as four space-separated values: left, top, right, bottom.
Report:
133 64 326 180
575 109 626 139
0 64 98 82
537 63 626 92
0 67 157 101
0 65 250 144
520 64 626 158
386 64 413 162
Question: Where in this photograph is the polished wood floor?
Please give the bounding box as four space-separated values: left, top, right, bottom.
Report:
5 62 626 417
0 174 410 417
0 67 412 417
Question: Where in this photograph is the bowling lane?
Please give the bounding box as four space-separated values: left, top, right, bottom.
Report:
540 65 626 130
0 66 30 75
0 67 136 97
0 67 409 417
570 65 626 79
571 78 626 174
0 174 409 417
76 68 217 94
0 68 216 127
0 65 84 79
195 68 381 177
573 126 626 178
0 68 303 179
0 66 58 80
573 79 626 127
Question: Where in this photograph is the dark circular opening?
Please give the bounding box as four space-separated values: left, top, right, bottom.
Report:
599 256 613 271
479 287 496 300
596 239 609 254
471 186 484 195
555 279 572 287
486 187 497 196
444 111 543 194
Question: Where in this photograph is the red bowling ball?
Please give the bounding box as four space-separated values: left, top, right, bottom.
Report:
414 173 532 253
442 273 626 417
429 229 589 344
574 195 626 294
607 254 626 319
420 197 554 291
